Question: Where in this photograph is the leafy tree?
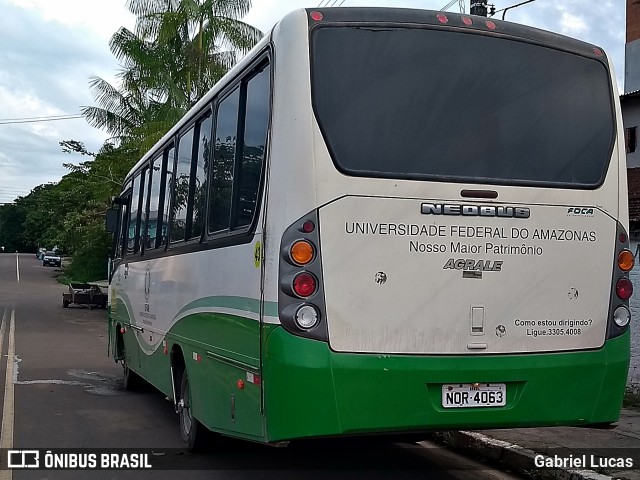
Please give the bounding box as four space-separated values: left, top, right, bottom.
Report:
82 0 262 155
4 1 263 281
0 204 28 252
127 0 261 103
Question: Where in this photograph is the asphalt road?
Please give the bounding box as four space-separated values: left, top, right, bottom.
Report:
0 253 520 480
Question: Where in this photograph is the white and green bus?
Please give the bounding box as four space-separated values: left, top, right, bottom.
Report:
108 8 633 448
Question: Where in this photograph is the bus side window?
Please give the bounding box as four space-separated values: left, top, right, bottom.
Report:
115 186 131 260
171 127 195 243
233 63 271 229
146 155 163 250
139 166 150 253
160 145 175 248
209 88 240 234
191 112 212 239
127 174 143 255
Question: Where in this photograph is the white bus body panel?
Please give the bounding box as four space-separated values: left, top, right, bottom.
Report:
319 197 614 354
266 10 626 355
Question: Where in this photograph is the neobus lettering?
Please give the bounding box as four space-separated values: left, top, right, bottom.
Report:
421 203 530 218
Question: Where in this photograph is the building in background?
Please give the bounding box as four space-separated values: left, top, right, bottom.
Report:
624 0 640 233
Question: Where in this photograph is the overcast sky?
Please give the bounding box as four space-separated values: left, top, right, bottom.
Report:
0 0 626 204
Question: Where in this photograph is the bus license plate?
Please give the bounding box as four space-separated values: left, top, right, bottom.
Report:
442 383 506 408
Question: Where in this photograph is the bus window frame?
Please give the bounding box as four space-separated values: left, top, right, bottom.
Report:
127 171 146 256
116 48 272 263
142 153 163 253
188 108 213 241
114 184 132 263
169 123 197 244
205 53 272 247
167 106 213 249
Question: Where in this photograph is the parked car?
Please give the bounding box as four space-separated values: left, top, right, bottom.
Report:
42 251 61 267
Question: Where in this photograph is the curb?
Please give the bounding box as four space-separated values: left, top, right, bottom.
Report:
433 431 613 480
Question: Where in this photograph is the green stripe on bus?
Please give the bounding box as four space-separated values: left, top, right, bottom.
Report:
175 295 278 318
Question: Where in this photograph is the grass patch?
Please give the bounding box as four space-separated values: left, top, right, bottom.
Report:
623 383 640 410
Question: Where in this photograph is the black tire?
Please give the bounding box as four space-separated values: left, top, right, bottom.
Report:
179 369 207 451
62 299 69 308
122 355 143 391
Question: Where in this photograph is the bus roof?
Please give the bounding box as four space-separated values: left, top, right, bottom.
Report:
304 7 607 61
123 6 608 184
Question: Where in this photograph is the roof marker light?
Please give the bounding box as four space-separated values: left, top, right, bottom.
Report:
593 47 603 57
461 16 473 26
310 11 323 21
302 220 315 233
437 14 448 24
486 20 497 30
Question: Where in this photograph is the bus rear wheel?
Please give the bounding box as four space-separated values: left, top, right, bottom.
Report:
122 356 142 391
178 369 206 451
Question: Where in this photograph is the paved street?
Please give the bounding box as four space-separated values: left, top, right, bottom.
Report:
0 253 520 479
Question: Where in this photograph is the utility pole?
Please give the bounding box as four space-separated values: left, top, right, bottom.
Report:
470 0 488 16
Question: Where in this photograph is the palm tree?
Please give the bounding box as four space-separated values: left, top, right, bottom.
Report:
126 0 262 104
81 0 262 153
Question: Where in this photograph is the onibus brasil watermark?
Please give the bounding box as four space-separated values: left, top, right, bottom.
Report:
6 449 153 470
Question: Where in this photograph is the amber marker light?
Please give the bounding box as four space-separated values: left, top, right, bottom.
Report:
618 250 635 272
291 240 314 265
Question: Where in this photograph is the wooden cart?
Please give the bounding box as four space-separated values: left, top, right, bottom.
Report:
62 283 107 309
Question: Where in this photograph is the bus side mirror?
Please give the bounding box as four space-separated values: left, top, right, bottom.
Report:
105 208 119 233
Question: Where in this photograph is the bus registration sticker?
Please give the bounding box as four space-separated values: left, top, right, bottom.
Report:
442 383 506 408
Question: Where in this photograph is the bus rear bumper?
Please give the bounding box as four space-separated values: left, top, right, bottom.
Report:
262 327 630 442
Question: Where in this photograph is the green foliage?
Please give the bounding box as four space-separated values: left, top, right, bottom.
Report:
0 141 134 280
0 0 259 281
82 0 262 157
624 384 640 410
0 204 28 252
63 221 112 282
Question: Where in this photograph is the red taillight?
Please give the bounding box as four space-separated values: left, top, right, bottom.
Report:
620 233 628 243
616 278 633 300
293 273 317 297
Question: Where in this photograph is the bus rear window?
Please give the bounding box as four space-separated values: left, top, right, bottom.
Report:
311 26 614 188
